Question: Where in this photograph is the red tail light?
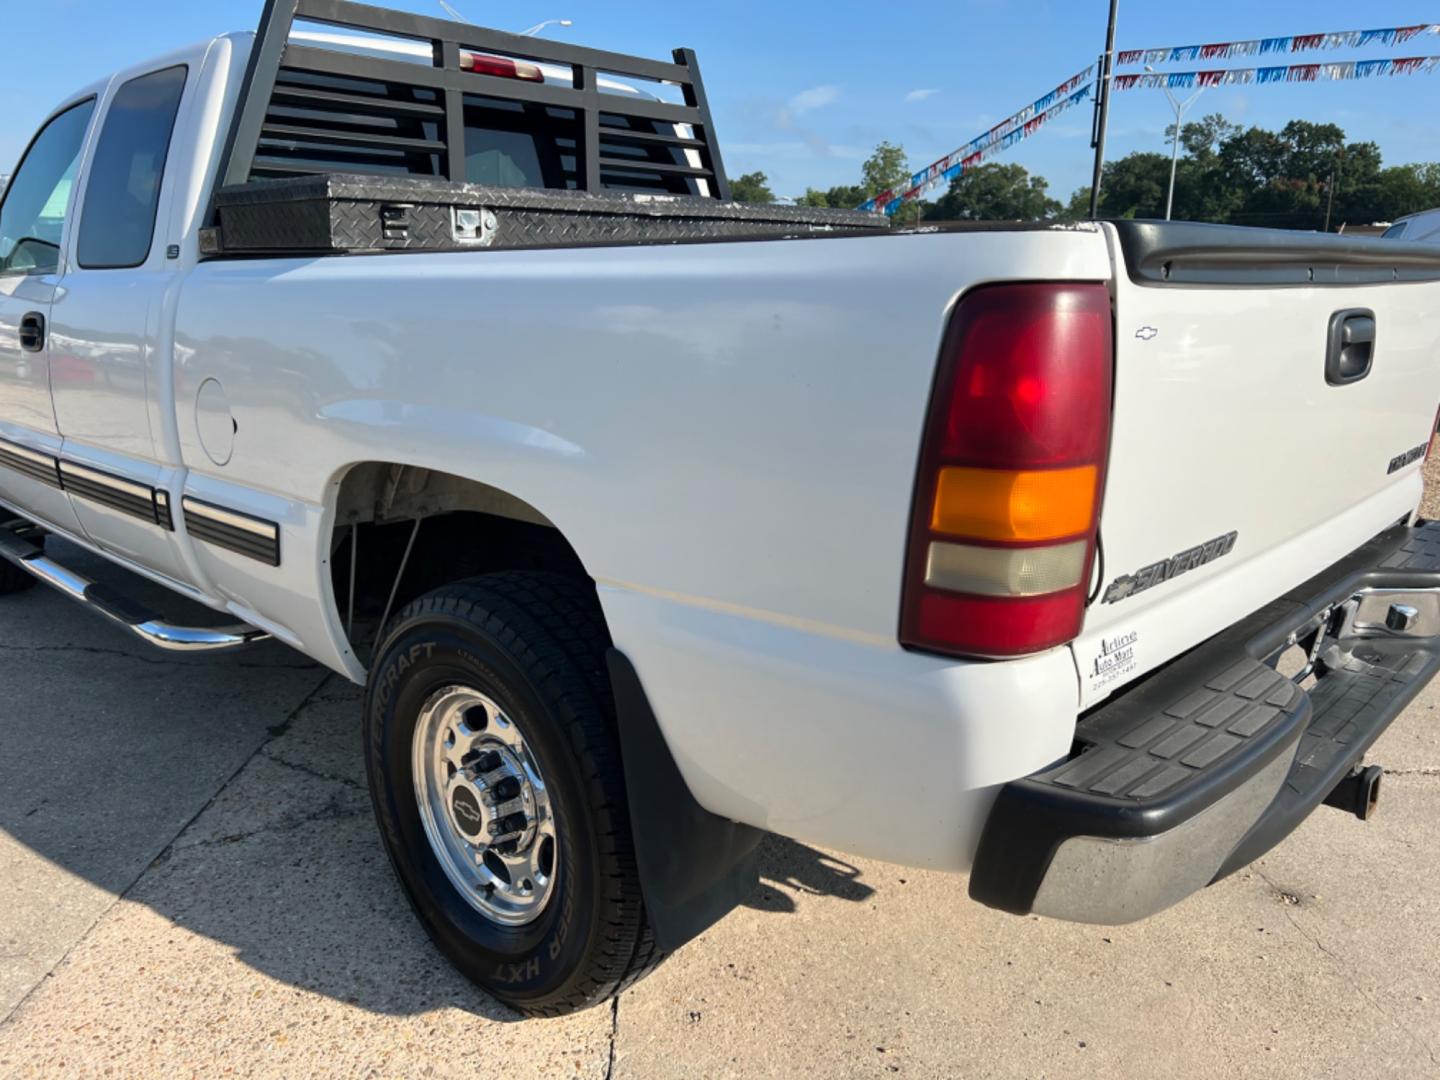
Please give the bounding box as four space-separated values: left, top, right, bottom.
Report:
460 52 545 82
900 283 1114 658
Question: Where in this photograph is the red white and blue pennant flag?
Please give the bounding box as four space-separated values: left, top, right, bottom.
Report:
1116 24 1440 67
860 66 1094 214
857 25 1440 216
1113 55 1440 90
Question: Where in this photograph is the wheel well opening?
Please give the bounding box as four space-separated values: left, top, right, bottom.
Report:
328 463 592 659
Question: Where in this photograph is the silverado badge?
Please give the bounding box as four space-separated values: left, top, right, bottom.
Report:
1102 531 1239 605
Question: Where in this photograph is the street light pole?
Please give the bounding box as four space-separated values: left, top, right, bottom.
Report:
1146 66 1204 221
1088 0 1120 219
1323 150 1344 232
520 18 573 36
438 4 573 37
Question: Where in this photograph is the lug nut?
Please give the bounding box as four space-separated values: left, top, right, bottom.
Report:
493 777 521 801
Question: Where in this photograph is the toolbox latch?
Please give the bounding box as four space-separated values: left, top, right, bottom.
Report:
452 207 498 246
380 203 414 244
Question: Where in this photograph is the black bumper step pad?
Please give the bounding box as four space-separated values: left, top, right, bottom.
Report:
971 650 1310 915
1047 659 1305 805
972 519 1440 917
1218 634 1440 876
1377 526 1440 570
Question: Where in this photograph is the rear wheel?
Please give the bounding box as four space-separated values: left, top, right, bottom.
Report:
363 572 661 1016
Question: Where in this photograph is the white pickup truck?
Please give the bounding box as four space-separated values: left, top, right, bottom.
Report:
5 0 1440 1017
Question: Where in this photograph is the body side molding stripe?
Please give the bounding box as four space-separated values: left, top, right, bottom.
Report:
0 437 63 489
181 496 281 566
0 442 176 531
57 460 171 527
0 441 279 567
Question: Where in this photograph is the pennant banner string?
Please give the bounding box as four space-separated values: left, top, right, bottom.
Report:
861 83 1094 216
1116 24 1440 67
858 41 1440 215
1112 55 1440 91
859 65 1095 214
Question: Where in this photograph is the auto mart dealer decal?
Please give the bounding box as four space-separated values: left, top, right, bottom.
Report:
1087 630 1139 693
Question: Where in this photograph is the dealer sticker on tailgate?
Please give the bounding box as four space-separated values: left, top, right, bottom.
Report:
1087 630 1140 694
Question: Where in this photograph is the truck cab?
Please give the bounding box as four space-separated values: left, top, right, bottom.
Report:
1 48 209 594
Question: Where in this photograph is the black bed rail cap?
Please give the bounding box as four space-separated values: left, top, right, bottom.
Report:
1110 219 1440 286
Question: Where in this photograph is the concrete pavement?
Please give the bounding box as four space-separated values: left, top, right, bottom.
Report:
1 534 1438 1078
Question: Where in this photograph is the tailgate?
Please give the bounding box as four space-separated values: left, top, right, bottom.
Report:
1074 221 1440 707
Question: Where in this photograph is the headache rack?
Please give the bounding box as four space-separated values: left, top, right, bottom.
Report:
203 0 887 256
217 0 733 199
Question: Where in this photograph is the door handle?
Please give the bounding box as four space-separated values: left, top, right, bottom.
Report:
18 311 45 354
1326 309 1375 386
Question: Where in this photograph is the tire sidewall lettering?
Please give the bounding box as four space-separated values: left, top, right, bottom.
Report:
366 618 601 1001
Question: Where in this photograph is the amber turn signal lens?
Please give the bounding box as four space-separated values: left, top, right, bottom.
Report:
931 465 1098 543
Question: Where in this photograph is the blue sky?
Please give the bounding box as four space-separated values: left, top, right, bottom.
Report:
3 1 1438 204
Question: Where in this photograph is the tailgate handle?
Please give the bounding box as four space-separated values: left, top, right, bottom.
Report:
18 312 45 353
1326 309 1375 386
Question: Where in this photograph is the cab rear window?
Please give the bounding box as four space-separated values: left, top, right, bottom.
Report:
77 66 187 269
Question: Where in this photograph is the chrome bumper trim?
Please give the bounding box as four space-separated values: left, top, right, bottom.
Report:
1030 746 1296 924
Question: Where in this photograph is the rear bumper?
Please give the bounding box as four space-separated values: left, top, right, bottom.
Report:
970 520 1440 924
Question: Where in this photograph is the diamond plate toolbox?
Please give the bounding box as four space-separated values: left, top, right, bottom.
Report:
207 174 889 256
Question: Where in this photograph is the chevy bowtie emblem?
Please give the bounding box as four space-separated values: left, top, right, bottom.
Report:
1135 326 1159 341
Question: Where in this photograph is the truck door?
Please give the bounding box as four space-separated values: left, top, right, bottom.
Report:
49 65 196 588
0 99 95 536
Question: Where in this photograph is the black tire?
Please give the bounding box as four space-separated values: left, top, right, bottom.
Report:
363 571 662 1016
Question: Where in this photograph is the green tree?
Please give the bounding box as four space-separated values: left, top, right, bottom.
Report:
925 162 1061 222
1064 185 1093 220
858 141 925 223
1368 163 1440 222
831 116 1440 230
795 143 929 220
1070 115 1440 229
1094 152 1172 219
729 171 775 204
1172 114 1247 221
799 184 867 209
861 141 909 196
1217 120 1345 228
1175 114 1242 158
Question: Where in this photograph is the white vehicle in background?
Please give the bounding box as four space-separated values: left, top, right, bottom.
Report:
1383 207 1440 243
3 0 1440 1017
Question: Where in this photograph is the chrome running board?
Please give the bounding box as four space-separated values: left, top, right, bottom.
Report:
0 525 269 653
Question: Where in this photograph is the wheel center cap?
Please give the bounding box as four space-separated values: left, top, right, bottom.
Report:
449 784 488 841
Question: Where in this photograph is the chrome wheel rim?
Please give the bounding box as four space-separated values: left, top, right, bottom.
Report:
412 685 559 926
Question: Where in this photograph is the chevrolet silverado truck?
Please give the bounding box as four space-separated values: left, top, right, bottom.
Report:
4 0 1440 1017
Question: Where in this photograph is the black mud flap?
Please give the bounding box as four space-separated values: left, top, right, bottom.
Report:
607 649 764 952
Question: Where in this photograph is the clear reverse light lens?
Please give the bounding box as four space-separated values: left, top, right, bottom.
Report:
925 539 1089 598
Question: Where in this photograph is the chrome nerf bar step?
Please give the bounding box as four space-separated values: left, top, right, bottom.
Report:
0 525 269 653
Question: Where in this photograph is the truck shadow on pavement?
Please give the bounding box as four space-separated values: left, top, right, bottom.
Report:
0 542 875 1022
744 835 876 912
